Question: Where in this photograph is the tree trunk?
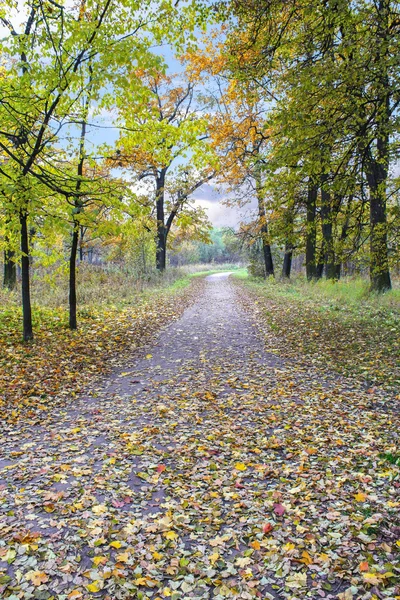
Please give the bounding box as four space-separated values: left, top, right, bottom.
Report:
79 227 85 262
315 253 324 280
364 133 391 291
156 170 167 271
282 245 292 279
3 248 17 290
367 167 391 291
19 210 33 341
261 233 274 276
254 169 274 277
335 195 352 280
69 97 90 328
156 228 167 271
306 178 318 280
281 205 294 279
320 175 335 280
69 221 79 330
363 0 391 292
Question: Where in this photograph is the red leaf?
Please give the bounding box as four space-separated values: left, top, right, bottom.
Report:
112 499 125 508
263 522 274 534
273 503 285 516
156 464 166 473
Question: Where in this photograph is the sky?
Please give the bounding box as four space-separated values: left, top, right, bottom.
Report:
191 184 257 228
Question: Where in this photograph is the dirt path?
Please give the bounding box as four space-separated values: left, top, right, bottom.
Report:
1 274 398 599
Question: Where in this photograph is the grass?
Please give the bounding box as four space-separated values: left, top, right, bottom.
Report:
230 267 249 279
236 274 400 391
186 263 244 278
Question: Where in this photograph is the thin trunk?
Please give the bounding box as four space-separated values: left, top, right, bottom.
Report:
367 161 391 291
320 175 335 280
4 248 17 290
20 210 33 341
335 198 352 280
255 169 274 277
364 0 391 291
69 78 91 328
156 170 167 271
281 205 294 279
79 226 85 261
261 232 274 277
315 252 324 280
306 178 318 280
282 245 292 279
69 222 79 330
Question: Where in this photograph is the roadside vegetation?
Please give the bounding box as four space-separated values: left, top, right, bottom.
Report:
235 273 400 392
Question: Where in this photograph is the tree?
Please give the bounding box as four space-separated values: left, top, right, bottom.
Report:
114 71 215 270
215 0 400 290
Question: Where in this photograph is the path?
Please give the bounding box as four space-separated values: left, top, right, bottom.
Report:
0 274 398 599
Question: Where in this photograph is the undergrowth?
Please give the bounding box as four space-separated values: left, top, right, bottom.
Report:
237 274 400 391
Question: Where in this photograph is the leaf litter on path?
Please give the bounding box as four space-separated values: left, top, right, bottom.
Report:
0 274 399 599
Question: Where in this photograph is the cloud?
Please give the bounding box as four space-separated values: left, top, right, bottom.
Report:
192 183 226 203
191 182 258 228
193 197 258 228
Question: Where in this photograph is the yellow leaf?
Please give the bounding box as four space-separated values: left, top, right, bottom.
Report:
146 354 153 359
153 551 163 560
68 591 83 599
283 542 296 553
363 573 381 585
92 504 107 514
164 530 178 540
209 552 219 564
110 541 122 548
354 492 367 502
93 556 107 566
250 540 260 550
25 571 49 586
300 550 313 565
319 553 330 563
162 588 172 597
235 462 247 471
116 552 130 563
86 581 103 592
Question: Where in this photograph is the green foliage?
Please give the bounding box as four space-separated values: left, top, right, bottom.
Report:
170 228 243 265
